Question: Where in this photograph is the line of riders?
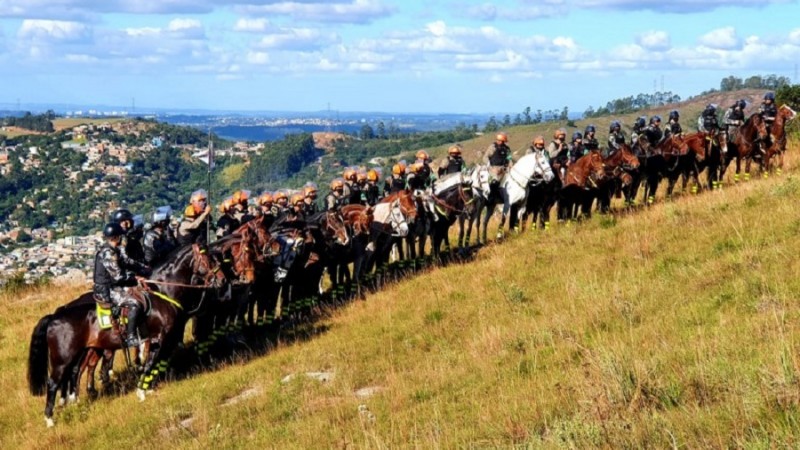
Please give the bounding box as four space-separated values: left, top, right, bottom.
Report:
34 91 794 426
94 92 788 348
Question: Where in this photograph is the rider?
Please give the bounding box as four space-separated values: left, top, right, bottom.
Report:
273 190 289 214
698 104 720 134
409 150 434 190
484 132 512 191
547 128 568 162
216 197 240 238
631 116 647 147
644 116 664 148
583 125 600 152
177 189 212 247
325 178 346 212
665 110 682 139
439 145 465 176
385 163 406 195
355 171 369 205
529 135 547 155
257 191 276 228
270 193 307 283
568 131 585 164
607 121 626 157
142 206 176 266
723 99 746 145
112 209 145 264
343 167 359 206
302 182 319 216
760 91 778 148
94 223 148 347
231 190 254 225
365 169 382 206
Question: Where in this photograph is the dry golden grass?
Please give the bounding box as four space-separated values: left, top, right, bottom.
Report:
52 118 127 131
2 135 799 448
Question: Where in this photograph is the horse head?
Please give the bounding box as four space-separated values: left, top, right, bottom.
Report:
588 150 606 184
471 165 492 199
191 243 226 288
325 211 350 246
748 113 769 142
534 151 555 183
619 144 640 171
219 227 257 284
779 104 797 122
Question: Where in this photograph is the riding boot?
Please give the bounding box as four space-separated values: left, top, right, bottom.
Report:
125 304 141 347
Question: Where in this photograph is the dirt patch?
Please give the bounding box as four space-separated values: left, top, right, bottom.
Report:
222 386 263 406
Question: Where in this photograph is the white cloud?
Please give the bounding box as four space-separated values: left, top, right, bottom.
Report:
234 0 395 24
636 30 670 50
698 26 740 50
789 28 800 45
233 18 270 33
18 20 90 42
256 28 340 50
246 51 270 64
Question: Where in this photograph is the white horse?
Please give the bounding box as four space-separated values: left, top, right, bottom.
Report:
458 165 492 247
493 151 555 239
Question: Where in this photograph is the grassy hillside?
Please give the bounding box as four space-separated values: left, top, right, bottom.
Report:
2 142 800 447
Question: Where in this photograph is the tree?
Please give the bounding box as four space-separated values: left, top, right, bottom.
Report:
376 121 386 139
559 106 569 121
533 110 543 124
777 84 800 110
359 124 375 140
502 115 511 127
513 114 522 125
483 116 499 133
523 107 532 125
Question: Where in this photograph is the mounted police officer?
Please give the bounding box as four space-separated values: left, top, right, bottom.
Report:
631 116 647 148
528 135 547 155
177 189 212 247
665 110 682 139
385 163 406 195
699 104 724 154
583 125 599 152
325 178 346 212
216 197 240 238
143 206 176 266
273 190 290 214
408 150 434 190
343 167 361 205
257 191 278 228
568 131 585 164
644 116 664 149
94 223 149 347
365 169 382 206
231 190 254 225
547 128 567 162
112 209 144 264
302 182 320 216
607 121 626 157
269 193 307 283
439 145 465 176
484 132 512 193
724 99 746 145
760 91 778 148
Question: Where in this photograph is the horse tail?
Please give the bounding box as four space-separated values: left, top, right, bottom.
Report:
28 314 53 396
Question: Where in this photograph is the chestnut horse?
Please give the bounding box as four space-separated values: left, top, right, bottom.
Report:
557 150 606 220
764 105 797 172
594 144 640 213
714 113 768 183
659 133 706 195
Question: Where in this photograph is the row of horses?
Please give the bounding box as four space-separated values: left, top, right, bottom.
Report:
27 105 795 427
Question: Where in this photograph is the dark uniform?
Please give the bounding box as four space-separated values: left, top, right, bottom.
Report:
486 142 511 168
142 227 176 266
302 200 319 216
407 163 432 191
347 182 363 205
644 124 663 147
269 208 306 283
607 123 626 156
325 192 345 212
583 126 600 152
438 156 464 176
93 239 147 345
699 106 719 134
724 102 745 144
177 209 210 247
364 183 381 206
216 214 240 238
385 176 406 195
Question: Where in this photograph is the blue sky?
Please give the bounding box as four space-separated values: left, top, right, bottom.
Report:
1 0 799 114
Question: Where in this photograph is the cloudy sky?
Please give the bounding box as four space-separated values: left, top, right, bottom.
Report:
1 0 799 113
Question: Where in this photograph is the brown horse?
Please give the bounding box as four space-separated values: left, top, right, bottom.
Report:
764 105 797 173
28 244 222 427
558 150 606 220
595 144 640 213
660 132 707 195
718 112 769 183
633 134 689 205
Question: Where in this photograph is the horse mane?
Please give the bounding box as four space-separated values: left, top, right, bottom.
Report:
152 244 195 276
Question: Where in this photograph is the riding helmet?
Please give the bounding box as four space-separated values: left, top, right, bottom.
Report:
103 222 124 238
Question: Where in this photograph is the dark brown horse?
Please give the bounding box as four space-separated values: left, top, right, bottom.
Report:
659 133 706 196
429 173 475 258
720 113 769 183
634 134 689 205
28 244 222 427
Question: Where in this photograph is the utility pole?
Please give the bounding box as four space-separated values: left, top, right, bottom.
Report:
206 128 214 244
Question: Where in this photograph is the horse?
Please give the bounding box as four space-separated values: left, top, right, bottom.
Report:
557 150 606 221
28 244 223 427
719 113 769 183
593 144 640 214
659 133 706 196
429 172 475 259
479 151 554 240
363 191 418 279
457 165 492 247
764 105 797 173
634 134 689 205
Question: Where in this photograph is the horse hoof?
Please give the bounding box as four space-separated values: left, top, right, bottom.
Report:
58 398 65 407
137 388 146 402
68 393 77 404
45 417 55 428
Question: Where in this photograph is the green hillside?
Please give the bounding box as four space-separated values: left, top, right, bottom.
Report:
2 138 800 447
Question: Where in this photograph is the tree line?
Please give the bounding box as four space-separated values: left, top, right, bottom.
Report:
1 111 56 133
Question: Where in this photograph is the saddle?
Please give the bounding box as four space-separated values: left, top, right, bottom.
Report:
94 289 151 338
